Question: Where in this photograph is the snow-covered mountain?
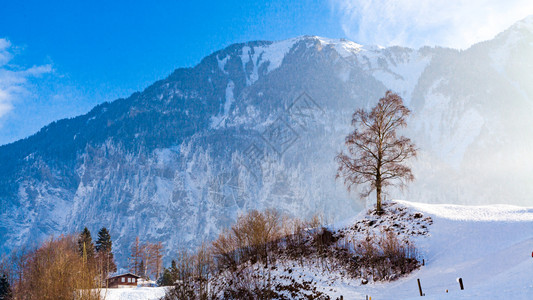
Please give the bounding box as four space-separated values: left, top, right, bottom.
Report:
1 16 532 266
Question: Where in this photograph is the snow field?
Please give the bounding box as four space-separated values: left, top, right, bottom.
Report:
100 287 167 300
353 201 533 299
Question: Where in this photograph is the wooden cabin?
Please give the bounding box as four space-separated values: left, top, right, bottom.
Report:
106 273 141 288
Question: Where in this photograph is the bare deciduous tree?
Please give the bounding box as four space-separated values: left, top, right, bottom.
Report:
147 241 164 279
13 235 101 300
129 236 143 276
129 237 164 280
336 91 417 213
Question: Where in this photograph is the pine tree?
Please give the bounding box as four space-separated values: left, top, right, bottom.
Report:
95 227 117 283
0 273 12 300
157 268 174 286
95 227 112 253
139 260 146 279
170 259 178 283
77 227 95 263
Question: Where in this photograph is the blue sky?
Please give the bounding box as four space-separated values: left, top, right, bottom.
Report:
0 0 343 145
0 0 532 145
1 1 343 93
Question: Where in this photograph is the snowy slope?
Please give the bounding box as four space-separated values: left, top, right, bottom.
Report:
100 287 167 300
120 201 532 300
107 201 533 300
182 200 532 299
328 201 533 299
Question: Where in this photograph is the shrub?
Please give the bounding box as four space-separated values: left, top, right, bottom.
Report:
212 209 284 269
165 209 421 299
353 230 419 281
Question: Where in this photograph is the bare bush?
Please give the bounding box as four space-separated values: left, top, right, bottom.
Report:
353 230 419 281
211 228 239 270
212 209 285 270
163 242 215 300
221 265 276 300
165 208 421 299
236 209 281 264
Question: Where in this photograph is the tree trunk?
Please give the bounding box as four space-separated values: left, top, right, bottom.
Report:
376 181 382 214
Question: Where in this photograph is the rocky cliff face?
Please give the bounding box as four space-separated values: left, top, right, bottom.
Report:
1 17 532 265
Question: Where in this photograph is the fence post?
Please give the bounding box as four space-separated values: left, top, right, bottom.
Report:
417 278 424 296
457 277 464 290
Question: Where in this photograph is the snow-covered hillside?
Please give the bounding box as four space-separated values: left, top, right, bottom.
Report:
382 201 533 299
139 200 531 300
305 200 533 299
95 200 533 300
100 287 167 300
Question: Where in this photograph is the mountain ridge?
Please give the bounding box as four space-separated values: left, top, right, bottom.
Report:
1 20 532 266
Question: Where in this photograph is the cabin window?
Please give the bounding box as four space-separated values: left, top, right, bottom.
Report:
121 277 125 282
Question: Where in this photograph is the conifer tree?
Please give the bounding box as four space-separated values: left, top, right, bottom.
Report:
139 260 146 279
95 227 117 282
157 268 174 286
95 227 113 253
0 273 12 300
77 227 95 263
170 259 178 283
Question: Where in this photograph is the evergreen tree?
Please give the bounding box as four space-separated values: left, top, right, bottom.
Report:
170 259 179 283
95 227 112 253
139 260 146 278
0 273 12 300
157 268 174 286
95 227 117 282
77 227 95 263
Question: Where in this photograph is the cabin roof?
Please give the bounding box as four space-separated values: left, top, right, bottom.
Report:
107 272 141 279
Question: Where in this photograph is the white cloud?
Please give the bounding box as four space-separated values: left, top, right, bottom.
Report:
0 38 52 119
330 0 533 49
